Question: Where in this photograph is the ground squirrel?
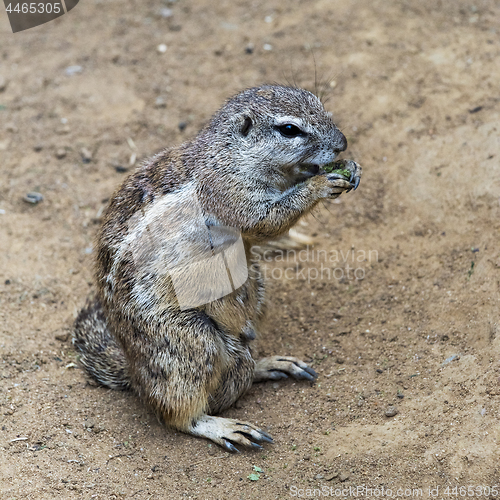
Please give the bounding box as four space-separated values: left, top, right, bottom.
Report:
73 85 361 452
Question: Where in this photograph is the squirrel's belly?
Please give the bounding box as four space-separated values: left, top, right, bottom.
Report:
203 262 265 342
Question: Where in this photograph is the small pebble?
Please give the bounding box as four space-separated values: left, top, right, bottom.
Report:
56 149 67 159
5 123 17 133
115 165 128 173
385 406 398 417
245 43 254 54
263 43 273 51
339 472 350 482
80 147 93 163
23 192 43 204
55 333 70 342
33 144 44 152
65 65 83 76
159 7 173 17
325 472 338 481
155 96 167 108
303 455 311 461
442 354 460 366
83 419 95 429
315 474 324 480
0 75 7 92
397 393 404 399
178 121 187 132
157 44 167 53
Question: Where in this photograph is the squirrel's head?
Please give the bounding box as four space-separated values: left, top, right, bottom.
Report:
204 85 347 186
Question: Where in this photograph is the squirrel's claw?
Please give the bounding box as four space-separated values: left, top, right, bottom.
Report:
302 365 319 379
344 159 362 192
222 439 241 453
235 423 274 444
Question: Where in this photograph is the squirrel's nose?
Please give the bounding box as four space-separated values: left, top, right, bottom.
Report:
333 132 347 153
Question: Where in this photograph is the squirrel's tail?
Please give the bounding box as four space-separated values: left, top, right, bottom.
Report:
73 298 131 390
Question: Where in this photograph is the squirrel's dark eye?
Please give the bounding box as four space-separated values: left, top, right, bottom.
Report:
276 123 305 138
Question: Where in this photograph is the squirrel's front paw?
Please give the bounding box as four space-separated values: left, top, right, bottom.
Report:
326 159 362 191
309 160 361 200
254 356 318 382
324 159 362 195
187 415 273 453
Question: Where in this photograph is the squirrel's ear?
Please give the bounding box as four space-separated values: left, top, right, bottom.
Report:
240 115 253 137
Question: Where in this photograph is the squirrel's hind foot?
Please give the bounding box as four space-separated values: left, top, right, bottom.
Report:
187 415 273 453
253 356 318 382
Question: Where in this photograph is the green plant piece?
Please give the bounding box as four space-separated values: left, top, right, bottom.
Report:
323 160 351 179
468 261 475 279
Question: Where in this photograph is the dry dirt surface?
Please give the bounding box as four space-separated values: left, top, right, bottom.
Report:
1 0 500 498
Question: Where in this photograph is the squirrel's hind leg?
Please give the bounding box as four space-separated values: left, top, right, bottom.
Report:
253 356 318 382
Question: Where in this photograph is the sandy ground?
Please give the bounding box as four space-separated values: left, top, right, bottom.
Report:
1 0 500 498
